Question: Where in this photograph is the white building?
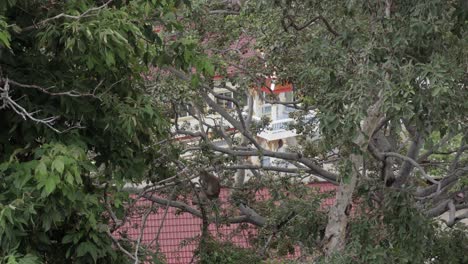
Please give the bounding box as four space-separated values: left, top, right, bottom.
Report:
174 75 312 171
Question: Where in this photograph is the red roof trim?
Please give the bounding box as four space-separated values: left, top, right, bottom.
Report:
212 76 293 94
261 84 293 94
261 79 293 94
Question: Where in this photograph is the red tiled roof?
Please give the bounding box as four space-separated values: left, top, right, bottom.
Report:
261 78 293 94
115 182 336 263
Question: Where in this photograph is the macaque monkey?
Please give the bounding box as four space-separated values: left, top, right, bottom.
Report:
226 0 242 11
199 170 221 200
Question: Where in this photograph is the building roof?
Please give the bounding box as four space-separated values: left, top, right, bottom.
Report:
116 182 337 263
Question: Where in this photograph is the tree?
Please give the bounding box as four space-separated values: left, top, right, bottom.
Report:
142 0 468 262
0 0 195 263
2 0 467 263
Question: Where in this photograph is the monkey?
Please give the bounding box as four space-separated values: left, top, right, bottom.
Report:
372 131 396 187
277 139 284 150
199 170 221 200
226 0 242 12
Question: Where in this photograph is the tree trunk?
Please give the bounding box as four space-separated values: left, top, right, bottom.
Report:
323 98 383 256
323 154 361 255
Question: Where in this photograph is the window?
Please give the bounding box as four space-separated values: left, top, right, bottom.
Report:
216 92 234 109
262 104 272 116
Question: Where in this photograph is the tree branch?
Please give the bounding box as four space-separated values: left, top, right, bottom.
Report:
141 194 266 227
22 0 113 31
284 15 340 36
1 78 84 133
209 10 240 15
4 78 102 99
383 152 439 185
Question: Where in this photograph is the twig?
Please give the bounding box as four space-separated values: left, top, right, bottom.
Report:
134 203 154 264
208 10 240 15
284 15 340 36
22 0 113 31
5 78 103 99
148 187 177 248
1 78 85 133
107 230 137 262
382 152 440 186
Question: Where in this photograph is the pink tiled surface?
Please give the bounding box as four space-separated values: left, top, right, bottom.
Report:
116 182 337 264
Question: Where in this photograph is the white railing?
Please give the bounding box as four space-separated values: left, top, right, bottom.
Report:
268 118 294 131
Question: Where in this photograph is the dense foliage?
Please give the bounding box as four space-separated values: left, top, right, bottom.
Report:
0 0 197 262
153 0 468 262
1 0 467 263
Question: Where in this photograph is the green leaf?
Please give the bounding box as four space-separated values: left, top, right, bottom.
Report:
52 158 65 174
35 162 47 177
204 61 215 76
18 254 39 264
1 207 14 224
191 75 200 87
0 162 9 172
44 174 60 195
65 172 74 185
0 31 11 48
76 241 98 262
105 51 115 66
62 234 75 244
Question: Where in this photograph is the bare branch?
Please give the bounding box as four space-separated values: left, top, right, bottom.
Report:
449 134 468 172
418 132 457 162
1 78 85 133
209 10 240 15
142 194 265 226
383 152 439 185
22 0 113 31
4 78 102 99
134 204 154 264
224 164 309 174
107 230 137 262
148 188 177 248
283 14 340 36
416 167 468 198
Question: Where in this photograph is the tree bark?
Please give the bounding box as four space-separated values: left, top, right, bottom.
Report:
323 154 361 255
323 98 383 256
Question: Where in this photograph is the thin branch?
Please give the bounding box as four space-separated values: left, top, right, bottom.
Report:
134 204 154 264
148 188 176 248
104 193 124 232
449 135 468 172
5 78 102 99
418 132 457 162
383 152 439 185
208 10 240 15
22 0 113 31
107 230 137 262
416 167 468 198
141 194 266 226
284 15 340 36
1 80 55 129
224 164 309 174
